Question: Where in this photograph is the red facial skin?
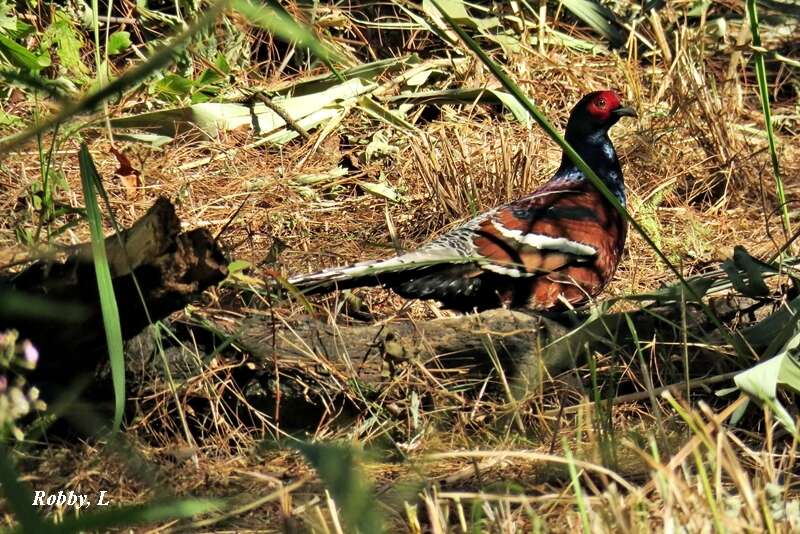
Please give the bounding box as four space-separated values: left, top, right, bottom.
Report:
586 90 622 121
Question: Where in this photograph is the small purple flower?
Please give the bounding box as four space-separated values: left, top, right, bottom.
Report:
22 340 39 366
0 374 6 392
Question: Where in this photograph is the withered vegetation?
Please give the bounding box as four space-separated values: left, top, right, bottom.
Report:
1 1 799 531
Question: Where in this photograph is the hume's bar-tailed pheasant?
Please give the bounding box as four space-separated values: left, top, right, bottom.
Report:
288 91 636 311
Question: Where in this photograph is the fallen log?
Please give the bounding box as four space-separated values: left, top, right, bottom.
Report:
0 197 228 394
218 295 751 427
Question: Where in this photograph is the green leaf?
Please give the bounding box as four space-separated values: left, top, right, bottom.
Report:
294 166 349 185
424 0 471 22
107 31 132 56
365 132 399 163
627 271 718 305
41 10 88 81
421 0 501 39
227 259 252 274
0 2 17 32
356 95 418 132
112 132 174 147
0 108 22 126
232 0 345 71
196 67 225 87
79 144 125 433
111 77 372 138
746 0 791 240
275 56 410 97
560 0 627 47
293 442 383 533
390 87 532 125
214 52 230 73
404 68 436 87
153 73 194 99
733 345 800 436
357 175 402 202
0 33 50 70
731 297 800 435
721 245 774 297
741 296 800 354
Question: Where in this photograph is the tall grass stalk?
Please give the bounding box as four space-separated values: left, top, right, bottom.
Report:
745 0 791 243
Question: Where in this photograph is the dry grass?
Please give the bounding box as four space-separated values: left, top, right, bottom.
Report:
1 1 800 532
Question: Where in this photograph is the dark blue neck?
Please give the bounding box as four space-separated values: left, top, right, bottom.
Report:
556 129 625 204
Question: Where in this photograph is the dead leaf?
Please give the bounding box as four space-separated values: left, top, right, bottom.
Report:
110 146 141 199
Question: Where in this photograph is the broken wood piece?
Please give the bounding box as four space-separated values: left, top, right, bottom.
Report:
0 197 228 393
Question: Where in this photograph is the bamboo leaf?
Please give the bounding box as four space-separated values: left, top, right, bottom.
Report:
357 95 418 132
275 56 415 97
109 78 373 139
357 175 402 202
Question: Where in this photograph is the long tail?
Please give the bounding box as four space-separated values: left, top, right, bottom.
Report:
287 247 477 295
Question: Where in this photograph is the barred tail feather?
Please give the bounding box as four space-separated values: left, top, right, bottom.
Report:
287 248 477 294
287 258 400 293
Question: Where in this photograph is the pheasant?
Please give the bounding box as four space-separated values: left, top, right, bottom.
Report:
288 91 636 311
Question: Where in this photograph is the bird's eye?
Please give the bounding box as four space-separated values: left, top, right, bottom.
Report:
596 98 606 108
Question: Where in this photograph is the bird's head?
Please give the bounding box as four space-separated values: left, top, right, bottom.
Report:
565 90 637 139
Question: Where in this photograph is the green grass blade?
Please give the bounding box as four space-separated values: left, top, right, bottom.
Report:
0 290 88 321
0 1 229 156
428 0 746 358
232 0 346 73
293 441 383 533
40 499 223 534
0 448 47 532
560 0 626 47
563 441 592 534
78 143 125 433
746 0 791 242
691 449 725 534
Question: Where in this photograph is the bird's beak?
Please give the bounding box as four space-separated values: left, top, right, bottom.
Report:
612 106 638 118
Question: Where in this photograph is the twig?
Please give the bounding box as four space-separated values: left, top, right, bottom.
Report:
249 91 311 141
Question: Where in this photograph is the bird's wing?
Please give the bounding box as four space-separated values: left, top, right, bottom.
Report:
464 180 612 278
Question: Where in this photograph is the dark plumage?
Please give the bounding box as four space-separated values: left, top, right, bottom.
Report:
288 91 636 311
